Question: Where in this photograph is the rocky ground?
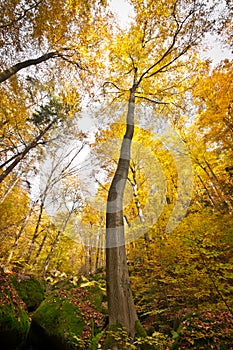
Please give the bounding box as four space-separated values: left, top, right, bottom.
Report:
0 269 233 350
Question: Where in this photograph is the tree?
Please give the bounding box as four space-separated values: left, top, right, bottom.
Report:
103 0 227 341
185 59 233 212
0 0 106 83
0 97 75 183
0 0 107 195
0 53 58 84
0 184 30 265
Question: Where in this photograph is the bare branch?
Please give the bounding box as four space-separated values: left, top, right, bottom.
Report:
0 120 56 183
146 45 191 78
135 95 169 105
56 52 87 71
0 0 43 29
136 1 200 86
103 81 122 90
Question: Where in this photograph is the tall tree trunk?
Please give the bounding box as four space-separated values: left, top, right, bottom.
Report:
106 85 138 338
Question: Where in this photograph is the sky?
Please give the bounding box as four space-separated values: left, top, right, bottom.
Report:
109 0 133 28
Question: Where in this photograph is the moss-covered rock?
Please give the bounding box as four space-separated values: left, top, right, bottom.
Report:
11 275 45 312
0 271 30 350
30 286 106 350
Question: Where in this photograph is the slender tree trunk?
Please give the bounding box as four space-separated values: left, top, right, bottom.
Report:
89 246 93 274
96 232 105 271
197 173 217 208
43 230 62 277
0 177 19 204
204 159 233 211
106 85 138 338
95 231 104 271
199 161 232 212
26 200 44 264
95 247 100 271
33 229 48 265
6 220 28 265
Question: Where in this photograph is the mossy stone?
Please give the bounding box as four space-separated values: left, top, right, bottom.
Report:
11 275 45 311
31 296 85 349
31 287 105 350
0 274 30 350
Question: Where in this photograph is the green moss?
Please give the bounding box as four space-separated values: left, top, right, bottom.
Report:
135 319 147 338
32 296 85 345
0 303 29 332
0 276 30 350
11 275 44 311
32 288 105 349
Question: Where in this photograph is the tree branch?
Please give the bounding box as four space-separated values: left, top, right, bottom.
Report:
136 1 199 86
0 52 58 83
0 0 43 29
0 120 56 183
103 81 122 90
135 95 169 104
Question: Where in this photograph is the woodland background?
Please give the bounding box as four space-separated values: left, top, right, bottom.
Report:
0 0 233 348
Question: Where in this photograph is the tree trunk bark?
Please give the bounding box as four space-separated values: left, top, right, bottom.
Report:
106 85 138 338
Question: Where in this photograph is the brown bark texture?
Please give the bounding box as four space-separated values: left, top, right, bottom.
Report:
106 85 138 337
